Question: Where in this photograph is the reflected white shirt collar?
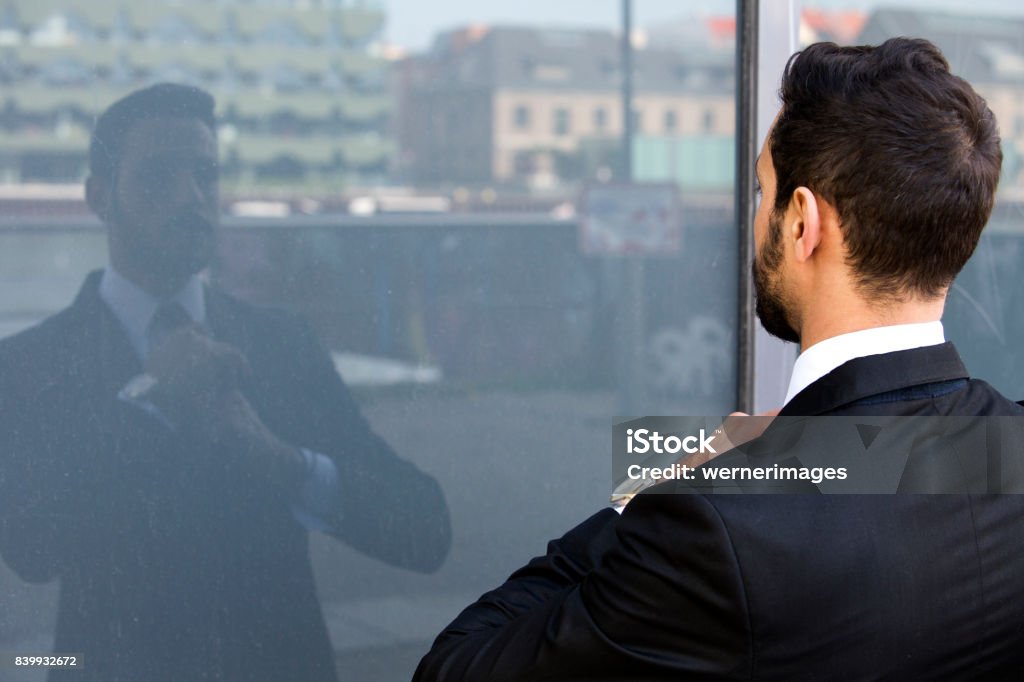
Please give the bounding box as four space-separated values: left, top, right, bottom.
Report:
783 321 946 405
98 266 206 359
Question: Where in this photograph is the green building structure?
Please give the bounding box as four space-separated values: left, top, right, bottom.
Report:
0 0 394 193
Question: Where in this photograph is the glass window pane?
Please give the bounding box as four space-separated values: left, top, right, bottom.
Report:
0 2 740 679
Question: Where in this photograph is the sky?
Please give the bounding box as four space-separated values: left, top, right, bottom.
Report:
382 0 1024 52
381 0 730 51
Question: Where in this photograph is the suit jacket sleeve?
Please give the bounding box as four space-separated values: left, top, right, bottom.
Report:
414 493 752 681
253 315 451 573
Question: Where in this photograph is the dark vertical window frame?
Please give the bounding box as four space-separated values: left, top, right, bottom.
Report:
735 0 758 413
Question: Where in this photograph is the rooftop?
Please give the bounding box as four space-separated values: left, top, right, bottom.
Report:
411 25 733 94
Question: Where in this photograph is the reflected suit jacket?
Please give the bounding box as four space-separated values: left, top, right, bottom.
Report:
415 342 1024 681
0 270 451 682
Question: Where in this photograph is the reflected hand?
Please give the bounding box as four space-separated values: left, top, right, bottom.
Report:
200 389 306 495
145 325 252 415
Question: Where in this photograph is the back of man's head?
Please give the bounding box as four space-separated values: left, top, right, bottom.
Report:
89 82 216 182
770 37 1001 300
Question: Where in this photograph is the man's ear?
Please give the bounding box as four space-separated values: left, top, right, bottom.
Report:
788 187 821 263
85 174 112 222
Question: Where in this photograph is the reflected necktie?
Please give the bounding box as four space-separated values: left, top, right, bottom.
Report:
146 301 193 354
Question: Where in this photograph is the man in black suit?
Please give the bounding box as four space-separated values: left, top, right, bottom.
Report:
415 38 1024 681
0 83 450 681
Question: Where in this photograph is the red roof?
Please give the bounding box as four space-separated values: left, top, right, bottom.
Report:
802 8 867 44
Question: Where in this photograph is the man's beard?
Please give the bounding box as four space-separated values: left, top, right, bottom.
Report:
112 199 215 281
752 211 800 344
159 208 215 276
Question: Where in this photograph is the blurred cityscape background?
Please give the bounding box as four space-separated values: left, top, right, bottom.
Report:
2 0 1023 402
2 0 1022 217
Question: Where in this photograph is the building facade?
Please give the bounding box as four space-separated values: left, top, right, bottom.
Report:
0 0 393 194
398 26 736 191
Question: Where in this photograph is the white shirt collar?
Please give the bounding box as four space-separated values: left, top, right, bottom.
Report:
784 321 946 405
98 266 206 359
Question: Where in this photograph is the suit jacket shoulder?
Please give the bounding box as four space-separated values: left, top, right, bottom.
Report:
781 342 1024 417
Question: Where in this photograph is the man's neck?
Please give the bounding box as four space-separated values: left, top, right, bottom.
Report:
798 296 946 352
785 320 946 405
99 266 207 360
108 257 191 300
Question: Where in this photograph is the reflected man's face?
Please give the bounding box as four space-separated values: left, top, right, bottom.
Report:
752 135 800 344
105 116 220 290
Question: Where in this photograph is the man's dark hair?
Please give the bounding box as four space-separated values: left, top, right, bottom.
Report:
771 37 1002 299
89 82 216 181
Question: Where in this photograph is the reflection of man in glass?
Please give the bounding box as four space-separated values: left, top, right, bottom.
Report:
0 83 450 681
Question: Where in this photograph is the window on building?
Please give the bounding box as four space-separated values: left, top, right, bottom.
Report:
322 63 346 92
594 107 607 132
350 68 386 93
151 61 201 86
702 109 715 133
514 105 530 130
41 56 93 87
149 13 204 46
0 52 17 85
553 107 570 136
664 109 678 133
262 63 307 92
632 108 643 134
257 20 309 47
108 53 134 87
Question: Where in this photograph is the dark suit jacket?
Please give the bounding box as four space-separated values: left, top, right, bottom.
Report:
415 343 1024 681
0 271 451 682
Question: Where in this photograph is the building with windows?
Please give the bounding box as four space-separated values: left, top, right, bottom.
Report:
397 26 736 192
859 8 1024 197
0 0 393 195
